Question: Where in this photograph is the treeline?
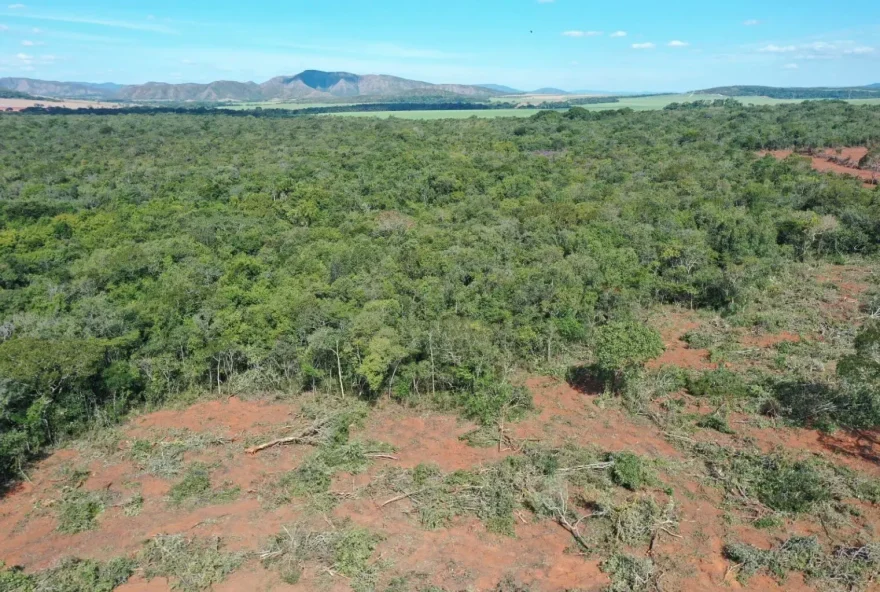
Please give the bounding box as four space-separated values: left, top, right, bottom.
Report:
1 101 880 481
17 97 621 118
664 99 742 110
700 85 880 99
529 97 620 109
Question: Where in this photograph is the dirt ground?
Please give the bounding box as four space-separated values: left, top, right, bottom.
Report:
760 148 878 187
0 98 123 111
1 265 879 592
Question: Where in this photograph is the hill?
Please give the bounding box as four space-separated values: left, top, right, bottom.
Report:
868 83 880 89
1 70 500 102
0 88 39 100
478 84 523 94
530 87 570 95
697 85 880 99
115 80 264 102
0 78 121 99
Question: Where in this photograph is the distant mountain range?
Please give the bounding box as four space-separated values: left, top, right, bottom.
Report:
4 73 879 103
0 70 500 102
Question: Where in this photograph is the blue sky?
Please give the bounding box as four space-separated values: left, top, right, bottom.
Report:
0 0 877 91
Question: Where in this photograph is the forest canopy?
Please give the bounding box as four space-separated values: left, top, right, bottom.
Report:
1 101 879 481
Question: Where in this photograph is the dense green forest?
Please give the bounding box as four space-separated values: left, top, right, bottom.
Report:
1 101 880 483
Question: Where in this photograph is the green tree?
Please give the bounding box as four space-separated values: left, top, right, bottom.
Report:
594 321 665 388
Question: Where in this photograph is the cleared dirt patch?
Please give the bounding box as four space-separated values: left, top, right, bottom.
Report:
0 98 124 111
761 148 878 188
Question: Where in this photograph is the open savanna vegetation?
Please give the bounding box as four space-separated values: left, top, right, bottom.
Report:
1 100 880 591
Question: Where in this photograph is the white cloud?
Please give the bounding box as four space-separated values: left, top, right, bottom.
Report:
743 19 760 26
5 13 177 34
31 27 41 33
610 31 627 37
8 4 25 9
537 0 555 3
21 39 43 46
562 30 602 37
15 52 31 61
632 42 655 49
0 24 8 31
667 40 689 47
758 40 876 60
784 63 798 69
759 44 797 53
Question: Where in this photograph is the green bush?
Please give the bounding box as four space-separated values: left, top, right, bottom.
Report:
687 368 751 399
610 452 653 491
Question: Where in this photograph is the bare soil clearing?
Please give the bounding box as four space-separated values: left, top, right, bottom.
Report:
2 265 879 591
0 98 124 111
761 148 879 187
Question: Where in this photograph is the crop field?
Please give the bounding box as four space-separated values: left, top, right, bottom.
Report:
1 102 880 592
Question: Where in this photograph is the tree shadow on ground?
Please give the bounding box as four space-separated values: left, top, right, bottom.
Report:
818 429 880 466
565 365 606 395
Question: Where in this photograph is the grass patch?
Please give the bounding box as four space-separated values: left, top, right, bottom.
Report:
168 463 240 508
260 519 381 590
725 537 880 591
56 489 105 534
139 535 242 592
0 557 135 592
123 493 144 517
127 430 228 479
53 463 92 489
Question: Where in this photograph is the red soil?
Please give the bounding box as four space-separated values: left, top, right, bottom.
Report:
649 309 716 371
4 345 880 591
739 331 800 348
515 376 684 460
362 408 509 471
760 148 878 188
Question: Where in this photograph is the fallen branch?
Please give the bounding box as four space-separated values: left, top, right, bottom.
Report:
559 461 614 473
365 453 399 460
380 488 428 508
245 416 334 455
557 513 591 550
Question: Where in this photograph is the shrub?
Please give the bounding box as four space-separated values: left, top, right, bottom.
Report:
594 322 665 387
687 368 751 399
601 554 656 592
755 459 831 513
610 452 652 491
